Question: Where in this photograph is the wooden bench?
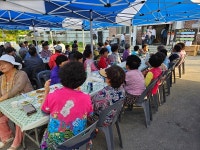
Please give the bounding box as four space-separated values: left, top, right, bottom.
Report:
185 45 199 56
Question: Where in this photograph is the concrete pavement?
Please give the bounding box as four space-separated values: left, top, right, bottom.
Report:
3 56 200 150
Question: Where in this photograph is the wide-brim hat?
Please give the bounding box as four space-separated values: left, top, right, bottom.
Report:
0 54 22 69
99 68 107 78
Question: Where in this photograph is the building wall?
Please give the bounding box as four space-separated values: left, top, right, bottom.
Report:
184 20 200 44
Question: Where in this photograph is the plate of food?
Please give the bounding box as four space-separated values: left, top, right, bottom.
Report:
37 95 44 99
36 89 45 93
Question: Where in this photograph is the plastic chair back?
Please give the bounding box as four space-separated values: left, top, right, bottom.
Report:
56 120 98 150
137 78 159 103
31 65 46 79
97 99 124 127
36 70 51 88
97 100 124 150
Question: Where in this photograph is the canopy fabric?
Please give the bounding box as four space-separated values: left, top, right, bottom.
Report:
62 18 122 30
1 0 200 27
132 0 200 25
0 25 29 30
4 0 145 25
0 10 65 28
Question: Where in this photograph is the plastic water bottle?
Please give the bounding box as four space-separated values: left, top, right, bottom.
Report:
86 62 91 77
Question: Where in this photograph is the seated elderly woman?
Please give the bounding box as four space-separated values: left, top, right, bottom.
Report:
68 51 83 63
145 52 164 95
92 65 125 126
40 62 93 149
83 48 98 72
0 54 33 150
124 55 146 110
50 55 68 85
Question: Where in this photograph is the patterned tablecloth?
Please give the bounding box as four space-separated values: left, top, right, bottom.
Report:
0 81 105 131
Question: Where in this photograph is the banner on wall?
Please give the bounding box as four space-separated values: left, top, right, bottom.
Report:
174 28 197 44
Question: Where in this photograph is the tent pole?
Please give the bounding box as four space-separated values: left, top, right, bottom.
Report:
169 24 173 46
82 29 85 50
90 10 94 57
50 30 53 45
129 21 133 49
133 26 137 46
32 20 38 53
32 26 38 53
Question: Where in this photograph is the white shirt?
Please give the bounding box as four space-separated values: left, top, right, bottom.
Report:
151 29 156 37
121 34 125 41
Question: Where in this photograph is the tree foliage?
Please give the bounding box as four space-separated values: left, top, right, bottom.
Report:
0 30 29 42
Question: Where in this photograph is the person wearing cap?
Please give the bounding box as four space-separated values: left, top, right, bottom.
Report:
48 45 62 70
0 54 33 150
92 65 125 125
40 42 52 59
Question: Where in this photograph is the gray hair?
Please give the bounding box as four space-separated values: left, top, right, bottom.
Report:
4 42 11 48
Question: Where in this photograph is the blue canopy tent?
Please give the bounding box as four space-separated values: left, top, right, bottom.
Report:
5 0 200 25
132 0 200 25
0 10 64 28
3 0 145 51
3 0 144 24
2 0 200 50
0 25 29 30
62 18 122 30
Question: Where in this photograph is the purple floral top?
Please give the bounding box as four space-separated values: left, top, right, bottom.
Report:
92 86 125 126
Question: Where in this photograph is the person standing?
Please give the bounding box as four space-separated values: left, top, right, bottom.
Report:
151 27 156 45
120 33 126 48
72 40 78 52
146 26 152 45
161 27 168 45
142 32 147 45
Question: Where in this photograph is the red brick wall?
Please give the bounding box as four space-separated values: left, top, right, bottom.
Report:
109 28 117 38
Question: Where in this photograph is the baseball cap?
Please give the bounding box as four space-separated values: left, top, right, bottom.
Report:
54 45 62 51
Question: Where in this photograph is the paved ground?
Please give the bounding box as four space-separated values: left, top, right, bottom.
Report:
3 56 200 150
92 56 200 150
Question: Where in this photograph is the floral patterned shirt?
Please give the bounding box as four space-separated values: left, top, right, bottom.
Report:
41 87 93 149
92 86 125 126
